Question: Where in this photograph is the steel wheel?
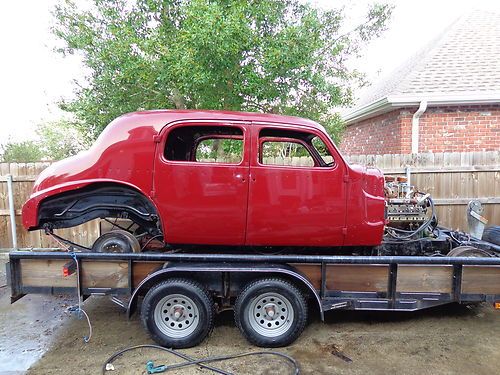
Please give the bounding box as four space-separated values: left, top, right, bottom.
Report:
235 278 307 347
248 292 294 337
153 294 200 339
141 278 214 348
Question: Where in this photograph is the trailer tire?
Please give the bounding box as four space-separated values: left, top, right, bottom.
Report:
234 278 307 347
141 278 214 348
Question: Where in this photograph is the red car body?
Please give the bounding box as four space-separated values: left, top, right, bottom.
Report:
22 110 385 247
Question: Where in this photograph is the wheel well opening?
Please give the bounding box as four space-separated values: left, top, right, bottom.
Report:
36 182 161 234
128 269 321 319
233 273 316 300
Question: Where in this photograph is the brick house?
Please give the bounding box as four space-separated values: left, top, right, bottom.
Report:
340 11 500 155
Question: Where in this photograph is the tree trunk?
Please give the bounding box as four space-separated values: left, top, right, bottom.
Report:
170 88 186 109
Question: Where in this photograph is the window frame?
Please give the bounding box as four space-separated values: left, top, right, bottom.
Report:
259 136 317 167
193 134 244 164
255 126 336 169
160 121 248 167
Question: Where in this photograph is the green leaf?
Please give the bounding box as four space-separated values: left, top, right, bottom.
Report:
52 0 393 141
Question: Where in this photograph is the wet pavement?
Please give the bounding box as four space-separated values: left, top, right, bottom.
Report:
0 257 72 374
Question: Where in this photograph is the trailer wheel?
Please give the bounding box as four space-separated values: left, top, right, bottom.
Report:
234 278 307 347
141 278 214 348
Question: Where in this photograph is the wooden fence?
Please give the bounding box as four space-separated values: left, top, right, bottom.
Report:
0 162 100 249
346 152 499 231
0 151 499 249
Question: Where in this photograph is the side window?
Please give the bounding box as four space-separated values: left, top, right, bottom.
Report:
164 125 243 164
312 136 334 165
195 138 243 163
258 128 334 168
261 141 314 167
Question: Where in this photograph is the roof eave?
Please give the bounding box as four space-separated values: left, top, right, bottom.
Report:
342 94 500 125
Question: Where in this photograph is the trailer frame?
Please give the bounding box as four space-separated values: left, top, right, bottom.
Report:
8 251 500 308
7 250 500 347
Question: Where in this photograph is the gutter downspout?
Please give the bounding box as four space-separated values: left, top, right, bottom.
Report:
411 100 428 154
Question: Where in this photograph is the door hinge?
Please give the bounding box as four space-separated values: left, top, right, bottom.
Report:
150 190 156 198
153 135 161 143
342 227 347 236
343 175 349 183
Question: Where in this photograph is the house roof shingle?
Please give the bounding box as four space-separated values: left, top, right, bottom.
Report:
343 10 500 124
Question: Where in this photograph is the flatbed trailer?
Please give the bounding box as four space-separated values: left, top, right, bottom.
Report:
7 251 500 348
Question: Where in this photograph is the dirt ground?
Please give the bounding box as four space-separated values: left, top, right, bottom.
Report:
1 257 500 375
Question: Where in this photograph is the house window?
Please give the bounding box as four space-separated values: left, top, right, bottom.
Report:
165 125 243 164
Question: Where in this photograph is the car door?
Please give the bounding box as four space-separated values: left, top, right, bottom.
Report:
154 121 250 245
245 124 347 246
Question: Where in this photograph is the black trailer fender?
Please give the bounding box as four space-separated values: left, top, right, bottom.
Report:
126 262 324 320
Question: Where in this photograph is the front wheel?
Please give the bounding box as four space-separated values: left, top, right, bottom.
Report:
234 278 307 347
141 278 215 348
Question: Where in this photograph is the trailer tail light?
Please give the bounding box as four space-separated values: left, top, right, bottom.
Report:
495 302 500 310
62 260 77 277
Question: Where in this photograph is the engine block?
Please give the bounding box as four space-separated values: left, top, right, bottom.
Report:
384 176 429 227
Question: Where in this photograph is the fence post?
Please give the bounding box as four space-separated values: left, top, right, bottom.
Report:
7 174 18 249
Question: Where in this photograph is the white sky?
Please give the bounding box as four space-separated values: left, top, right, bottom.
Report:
0 0 499 145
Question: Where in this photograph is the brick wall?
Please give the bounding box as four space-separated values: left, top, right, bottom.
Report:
339 110 405 155
418 105 500 152
340 104 500 155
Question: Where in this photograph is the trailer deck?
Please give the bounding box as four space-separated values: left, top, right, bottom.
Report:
8 251 500 309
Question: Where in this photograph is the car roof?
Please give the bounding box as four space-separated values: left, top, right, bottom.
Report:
117 109 325 132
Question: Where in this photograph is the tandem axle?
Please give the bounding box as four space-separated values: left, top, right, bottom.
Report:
8 251 500 348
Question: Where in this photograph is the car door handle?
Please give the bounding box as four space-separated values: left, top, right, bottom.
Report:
235 174 245 182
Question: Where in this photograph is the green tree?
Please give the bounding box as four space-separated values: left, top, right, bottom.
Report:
0 141 44 163
0 120 90 162
53 0 392 142
36 120 90 160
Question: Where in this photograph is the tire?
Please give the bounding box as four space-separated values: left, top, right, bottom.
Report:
234 278 307 347
92 230 140 253
141 278 215 348
482 226 500 246
447 245 492 257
